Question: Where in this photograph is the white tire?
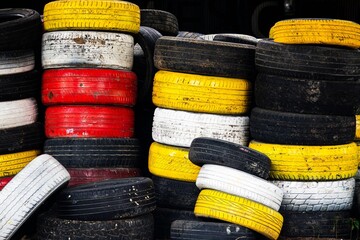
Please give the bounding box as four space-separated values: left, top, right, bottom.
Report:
272 178 355 211
0 154 70 240
0 98 37 129
196 164 283 211
0 50 34 75
42 31 134 70
197 33 258 43
152 107 249 147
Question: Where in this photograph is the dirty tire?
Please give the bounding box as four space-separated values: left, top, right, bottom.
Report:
152 70 252 114
43 0 140 33
0 154 70 240
0 50 34 76
37 211 154 240
176 31 204 38
189 137 271 179
152 107 249 147
255 73 360 115
249 141 358 180
0 98 37 129
56 177 155 221
152 176 200 210
279 211 353 238
250 107 355 145
42 31 134 70
171 220 259 240
140 9 178 36
213 34 259 45
256 39 360 80
154 36 255 79
44 138 140 168
0 150 40 178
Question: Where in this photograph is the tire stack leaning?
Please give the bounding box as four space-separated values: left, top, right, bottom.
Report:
40 0 143 187
249 18 360 239
0 8 43 191
149 36 255 239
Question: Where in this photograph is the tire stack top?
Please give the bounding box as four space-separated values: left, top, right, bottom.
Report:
249 18 360 240
0 9 43 191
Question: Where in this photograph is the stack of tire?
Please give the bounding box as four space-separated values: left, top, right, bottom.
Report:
169 137 284 240
149 36 256 239
40 0 142 187
249 18 360 239
0 8 43 191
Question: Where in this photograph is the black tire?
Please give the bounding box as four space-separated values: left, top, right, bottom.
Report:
134 26 162 106
0 122 44 154
43 138 141 168
280 211 353 238
213 34 259 46
140 9 179 36
189 137 271 179
0 9 41 50
176 31 204 39
154 36 255 79
0 71 39 101
250 107 355 145
154 207 199 240
153 176 200 210
171 220 259 240
255 73 360 115
56 177 156 221
37 211 154 240
256 39 360 80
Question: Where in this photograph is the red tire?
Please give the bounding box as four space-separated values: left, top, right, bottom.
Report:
67 168 141 187
42 69 137 106
45 106 134 138
0 177 13 191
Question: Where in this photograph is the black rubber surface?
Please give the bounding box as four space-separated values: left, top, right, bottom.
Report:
250 107 355 145
255 73 360 115
43 138 141 168
154 36 255 79
140 9 179 36
189 137 271 179
56 177 155 221
0 71 39 101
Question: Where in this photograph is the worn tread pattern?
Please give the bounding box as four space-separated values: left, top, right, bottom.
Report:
0 150 40 178
0 98 37 130
0 50 34 75
177 31 204 38
141 9 178 36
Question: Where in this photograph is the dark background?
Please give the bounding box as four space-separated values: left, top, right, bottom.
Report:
2 0 360 37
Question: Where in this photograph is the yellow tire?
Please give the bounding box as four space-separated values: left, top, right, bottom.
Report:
43 0 140 33
152 70 252 114
0 150 41 178
249 141 358 180
356 115 360 140
148 142 200 182
194 189 283 240
356 141 360 167
270 19 360 49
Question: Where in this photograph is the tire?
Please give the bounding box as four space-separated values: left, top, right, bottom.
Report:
274 179 355 212
140 9 178 36
152 70 252 114
56 177 156 221
176 31 204 38
45 106 134 138
43 0 140 33
196 164 283 211
0 150 40 178
152 176 200 210
133 26 162 106
189 137 271 179
42 31 134 70
270 18 360 48
67 168 142 187
148 142 200 182
171 220 259 240
213 34 259 45
250 107 355 145
356 115 360 140
154 37 255 79
152 107 249 147
0 49 34 75
249 141 358 180
255 73 360 115
0 123 44 154
0 98 37 129
0 154 70 240
0 9 41 50
279 211 353 238
37 212 154 240
42 69 137 106
256 39 360 80
44 138 140 168
0 177 12 191
194 189 283 240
